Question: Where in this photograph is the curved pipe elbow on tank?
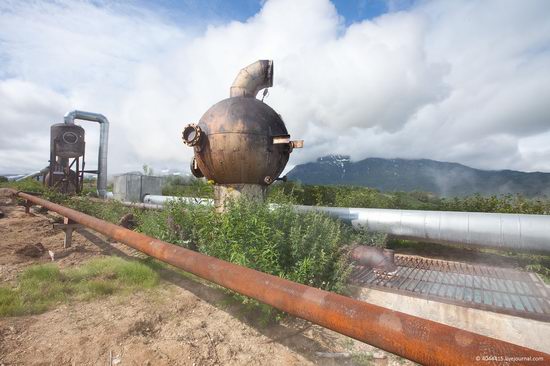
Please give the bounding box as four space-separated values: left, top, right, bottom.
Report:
64 110 109 199
230 60 273 98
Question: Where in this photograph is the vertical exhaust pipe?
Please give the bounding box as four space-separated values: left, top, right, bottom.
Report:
64 110 109 199
229 60 273 98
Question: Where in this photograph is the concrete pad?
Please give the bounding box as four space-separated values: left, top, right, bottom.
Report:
354 286 550 353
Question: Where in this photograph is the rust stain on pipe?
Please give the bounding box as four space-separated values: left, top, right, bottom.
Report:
10 189 548 366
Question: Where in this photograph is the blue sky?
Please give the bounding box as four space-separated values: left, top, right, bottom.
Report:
1 0 550 175
138 0 416 25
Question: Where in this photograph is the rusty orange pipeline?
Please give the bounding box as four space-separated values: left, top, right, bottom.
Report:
10 189 549 366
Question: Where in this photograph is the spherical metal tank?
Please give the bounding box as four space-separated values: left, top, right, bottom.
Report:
187 97 291 185
50 123 85 158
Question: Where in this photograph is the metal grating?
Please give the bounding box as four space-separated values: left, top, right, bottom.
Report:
350 255 550 321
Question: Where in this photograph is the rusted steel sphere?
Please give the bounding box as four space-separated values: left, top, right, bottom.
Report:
188 97 291 185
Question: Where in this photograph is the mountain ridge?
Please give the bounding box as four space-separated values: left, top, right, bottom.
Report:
286 155 550 197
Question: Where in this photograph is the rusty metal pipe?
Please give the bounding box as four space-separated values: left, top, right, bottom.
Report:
9 189 548 366
230 60 273 98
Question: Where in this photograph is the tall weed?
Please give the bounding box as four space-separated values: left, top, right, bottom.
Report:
138 199 354 294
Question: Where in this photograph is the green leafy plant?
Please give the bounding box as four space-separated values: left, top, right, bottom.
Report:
161 176 214 198
137 199 357 320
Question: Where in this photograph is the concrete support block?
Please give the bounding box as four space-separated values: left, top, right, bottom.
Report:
214 184 266 212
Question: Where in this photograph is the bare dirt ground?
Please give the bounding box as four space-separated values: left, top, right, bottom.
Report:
0 190 410 366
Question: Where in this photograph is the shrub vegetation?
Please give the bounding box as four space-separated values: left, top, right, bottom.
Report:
162 176 213 198
138 199 354 293
137 198 360 320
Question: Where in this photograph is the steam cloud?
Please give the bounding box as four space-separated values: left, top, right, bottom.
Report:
1 0 549 174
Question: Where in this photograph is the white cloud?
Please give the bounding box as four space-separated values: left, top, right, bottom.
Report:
0 0 549 175
0 79 69 171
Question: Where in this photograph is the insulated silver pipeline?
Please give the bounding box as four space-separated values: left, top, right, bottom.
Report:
64 110 109 199
15 167 49 181
119 201 164 210
229 60 273 98
294 206 550 252
143 194 213 206
139 195 550 252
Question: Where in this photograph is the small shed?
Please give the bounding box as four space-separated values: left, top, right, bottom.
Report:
113 173 164 202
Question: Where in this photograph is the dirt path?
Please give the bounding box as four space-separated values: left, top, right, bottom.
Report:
0 191 409 366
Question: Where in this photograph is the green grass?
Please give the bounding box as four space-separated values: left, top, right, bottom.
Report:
67 197 139 223
0 257 159 317
0 178 46 194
